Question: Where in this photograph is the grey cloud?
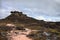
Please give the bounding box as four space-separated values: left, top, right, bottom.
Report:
0 0 60 21
5 0 60 17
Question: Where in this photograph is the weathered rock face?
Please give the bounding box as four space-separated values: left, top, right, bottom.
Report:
10 11 27 18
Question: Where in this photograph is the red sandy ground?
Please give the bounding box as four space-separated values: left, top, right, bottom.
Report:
7 28 32 40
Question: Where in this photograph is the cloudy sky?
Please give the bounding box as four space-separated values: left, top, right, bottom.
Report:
0 0 60 22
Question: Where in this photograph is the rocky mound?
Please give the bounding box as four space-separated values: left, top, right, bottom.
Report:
0 11 60 29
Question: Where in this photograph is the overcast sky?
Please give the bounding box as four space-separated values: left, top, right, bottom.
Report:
0 0 60 22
